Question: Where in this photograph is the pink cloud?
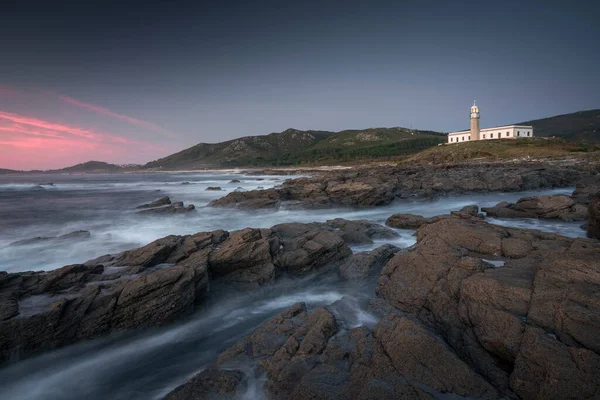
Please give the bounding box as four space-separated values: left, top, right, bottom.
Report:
0 109 168 170
59 95 172 136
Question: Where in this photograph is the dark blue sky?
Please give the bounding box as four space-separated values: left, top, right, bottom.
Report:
1 0 599 168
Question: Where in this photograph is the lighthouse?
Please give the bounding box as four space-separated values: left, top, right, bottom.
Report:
470 101 480 141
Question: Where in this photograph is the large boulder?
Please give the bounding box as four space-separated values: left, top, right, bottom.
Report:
377 216 600 398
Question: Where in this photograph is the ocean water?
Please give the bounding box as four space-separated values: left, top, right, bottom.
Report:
0 172 585 399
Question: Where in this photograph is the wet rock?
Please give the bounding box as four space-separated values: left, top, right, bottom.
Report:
229 179 241 183
180 181 191 185
588 192 600 239
205 186 222 191
36 182 54 186
339 244 400 281
136 196 171 209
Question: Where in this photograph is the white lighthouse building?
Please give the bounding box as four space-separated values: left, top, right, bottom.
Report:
447 102 534 143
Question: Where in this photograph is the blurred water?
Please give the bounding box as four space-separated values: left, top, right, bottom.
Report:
0 172 582 273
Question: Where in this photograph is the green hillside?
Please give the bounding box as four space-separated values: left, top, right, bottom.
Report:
406 137 600 164
518 109 600 141
144 127 445 169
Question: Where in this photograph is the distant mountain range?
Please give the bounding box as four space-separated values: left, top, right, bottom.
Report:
2 109 598 172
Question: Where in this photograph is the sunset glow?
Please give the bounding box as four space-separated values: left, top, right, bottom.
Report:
0 91 173 170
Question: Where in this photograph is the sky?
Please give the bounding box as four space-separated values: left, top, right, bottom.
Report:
1 0 599 170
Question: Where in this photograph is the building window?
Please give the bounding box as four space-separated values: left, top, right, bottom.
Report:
468 136 471 140
527 132 530 136
506 132 509 137
483 134 486 139
490 133 494 138
517 131 520 135
462 137 464 141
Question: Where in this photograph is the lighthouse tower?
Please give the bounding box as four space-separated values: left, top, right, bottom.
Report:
470 101 480 140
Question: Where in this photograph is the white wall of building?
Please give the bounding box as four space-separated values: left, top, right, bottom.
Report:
447 125 533 143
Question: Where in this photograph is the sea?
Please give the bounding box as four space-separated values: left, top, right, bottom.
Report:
0 171 585 399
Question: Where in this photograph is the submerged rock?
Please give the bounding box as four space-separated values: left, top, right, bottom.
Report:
9 230 91 246
205 186 222 191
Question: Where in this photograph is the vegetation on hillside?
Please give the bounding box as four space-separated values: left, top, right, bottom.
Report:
406 138 600 164
517 109 600 141
144 127 446 169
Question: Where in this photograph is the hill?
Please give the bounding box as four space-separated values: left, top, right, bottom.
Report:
57 161 130 173
0 168 18 175
406 137 600 165
517 109 600 141
144 127 446 169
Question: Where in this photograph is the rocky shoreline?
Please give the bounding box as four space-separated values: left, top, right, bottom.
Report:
166 214 600 400
1 162 600 399
0 219 398 363
209 162 600 210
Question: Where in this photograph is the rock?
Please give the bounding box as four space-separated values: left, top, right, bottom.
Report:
205 186 222 191
164 368 245 400
377 215 600 397
457 204 479 216
180 181 191 185
272 223 352 276
339 244 400 281
136 203 196 215
322 218 398 244
229 179 241 183
588 192 600 239
36 182 54 186
375 315 497 398
571 182 600 204
136 196 171 209
483 194 588 221
385 213 439 229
